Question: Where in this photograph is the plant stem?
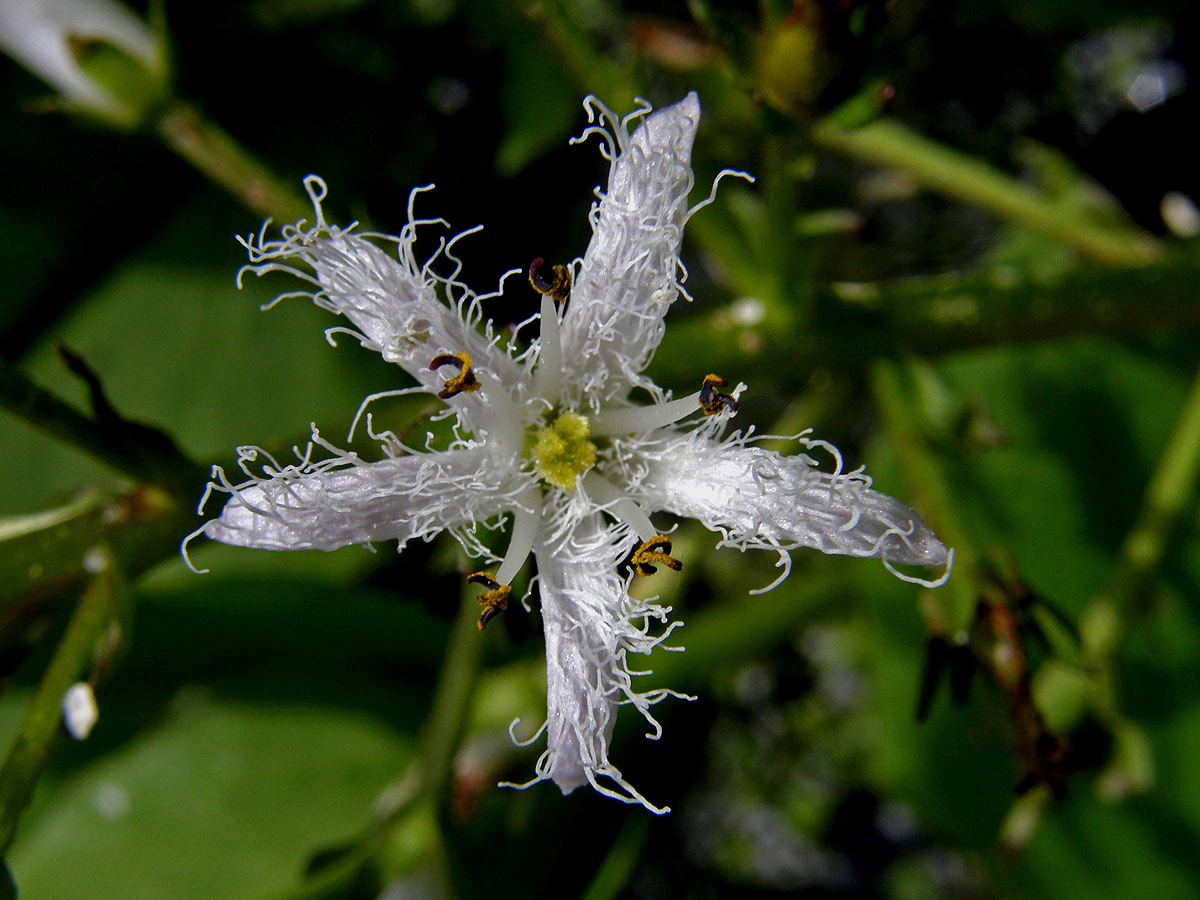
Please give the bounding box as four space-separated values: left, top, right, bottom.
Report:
870 360 977 633
0 559 122 854
1082 357 1200 661
416 585 488 805
823 256 1200 356
650 256 1200 390
261 587 484 900
811 117 1161 266
1109 360 1200 608
368 585 484 890
579 815 652 900
152 100 312 224
0 357 203 493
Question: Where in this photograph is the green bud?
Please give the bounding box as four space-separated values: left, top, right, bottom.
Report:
65 30 168 127
1031 659 1090 733
758 18 823 118
0 0 171 130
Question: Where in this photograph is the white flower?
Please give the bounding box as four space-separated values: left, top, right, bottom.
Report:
184 93 951 813
0 0 165 126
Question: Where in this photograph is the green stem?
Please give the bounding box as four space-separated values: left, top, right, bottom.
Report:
1110 360 1200 606
870 360 977 633
1082 357 1200 664
415 586 487 805
811 117 1162 266
369 586 484 889
261 588 484 900
0 482 192 597
650 256 1200 391
0 560 122 854
820 255 1200 357
152 100 312 223
1005 357 1200 808
579 815 652 900
0 358 192 490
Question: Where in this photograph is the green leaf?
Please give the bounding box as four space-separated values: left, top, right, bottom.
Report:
938 337 1189 608
1009 791 1200 900
493 14 580 176
7 699 414 900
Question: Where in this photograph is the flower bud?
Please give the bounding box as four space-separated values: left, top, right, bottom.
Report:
0 0 169 128
758 15 824 118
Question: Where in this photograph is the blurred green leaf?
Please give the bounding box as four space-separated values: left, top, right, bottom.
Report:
494 21 579 176
1010 792 1200 900
937 337 1189 608
8 699 415 900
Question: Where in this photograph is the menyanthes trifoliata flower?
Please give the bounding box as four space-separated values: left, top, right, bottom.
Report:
184 93 951 814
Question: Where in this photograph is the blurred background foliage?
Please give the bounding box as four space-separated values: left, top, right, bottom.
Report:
1 0 1199 897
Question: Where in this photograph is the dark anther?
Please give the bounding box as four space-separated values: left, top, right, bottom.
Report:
430 352 480 399
630 535 683 577
467 571 511 630
699 374 739 416
529 257 571 303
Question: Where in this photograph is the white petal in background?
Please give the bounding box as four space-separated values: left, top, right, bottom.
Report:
0 0 161 120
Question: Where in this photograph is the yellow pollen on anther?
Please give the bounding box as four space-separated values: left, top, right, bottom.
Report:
430 352 481 399
630 535 683 576
532 412 597 491
699 373 738 416
529 257 571 303
467 572 511 630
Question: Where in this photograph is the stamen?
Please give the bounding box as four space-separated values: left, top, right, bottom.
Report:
496 487 543 585
430 352 481 399
699 374 739 415
528 257 571 303
479 377 525 456
467 571 512 630
533 294 563 406
582 472 658 542
589 392 702 436
630 535 683 576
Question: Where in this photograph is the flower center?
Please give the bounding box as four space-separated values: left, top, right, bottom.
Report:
531 412 597 491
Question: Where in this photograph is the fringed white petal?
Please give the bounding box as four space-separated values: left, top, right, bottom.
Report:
561 94 700 407
517 512 683 814
238 177 521 393
198 440 522 553
636 433 950 575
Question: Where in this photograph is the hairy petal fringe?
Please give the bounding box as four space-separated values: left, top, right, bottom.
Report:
522 513 678 813
634 431 950 574
562 93 700 408
238 176 521 393
202 439 522 553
